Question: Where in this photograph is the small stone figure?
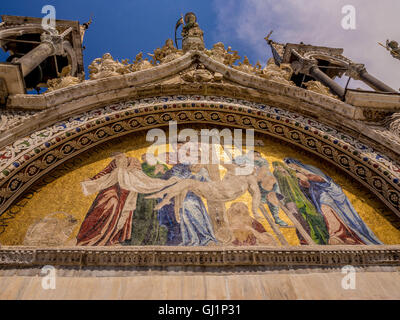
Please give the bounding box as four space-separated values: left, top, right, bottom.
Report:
206 42 241 66
88 53 130 80
386 40 400 60
148 39 183 65
259 58 294 86
180 63 222 83
379 40 400 61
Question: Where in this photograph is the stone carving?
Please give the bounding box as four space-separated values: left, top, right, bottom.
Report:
233 56 261 74
23 212 78 246
370 126 400 149
345 63 366 80
381 40 400 61
149 39 183 65
88 53 131 80
1 246 399 267
259 58 294 86
130 52 153 72
0 110 38 134
206 42 241 66
180 63 223 83
386 113 400 136
181 12 205 51
304 80 338 99
88 43 180 81
363 109 391 122
46 65 82 92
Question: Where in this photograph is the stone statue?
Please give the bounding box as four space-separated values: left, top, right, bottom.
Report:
181 12 205 51
88 53 130 80
206 42 241 66
149 39 183 65
180 63 222 83
207 42 226 64
385 40 400 60
259 58 294 86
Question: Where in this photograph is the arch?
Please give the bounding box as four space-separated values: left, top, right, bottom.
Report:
0 95 399 219
303 51 352 68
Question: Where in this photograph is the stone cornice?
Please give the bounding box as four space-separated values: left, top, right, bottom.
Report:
0 246 399 268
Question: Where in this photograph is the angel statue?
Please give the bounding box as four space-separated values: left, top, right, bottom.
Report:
379 40 400 61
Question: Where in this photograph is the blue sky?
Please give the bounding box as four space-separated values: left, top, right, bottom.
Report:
1 1 399 90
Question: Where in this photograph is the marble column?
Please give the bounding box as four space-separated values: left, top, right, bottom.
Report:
16 41 56 77
309 65 346 98
358 69 397 93
347 64 397 93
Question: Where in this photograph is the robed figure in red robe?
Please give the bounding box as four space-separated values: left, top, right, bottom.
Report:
76 152 177 246
76 154 137 246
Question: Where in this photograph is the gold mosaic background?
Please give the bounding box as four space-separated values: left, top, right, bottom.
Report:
1 129 399 246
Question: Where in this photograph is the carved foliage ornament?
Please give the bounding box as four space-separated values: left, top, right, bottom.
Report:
46 65 82 92
259 58 294 86
304 80 338 100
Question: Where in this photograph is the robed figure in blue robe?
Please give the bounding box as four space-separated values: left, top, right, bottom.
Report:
159 163 217 246
284 158 382 245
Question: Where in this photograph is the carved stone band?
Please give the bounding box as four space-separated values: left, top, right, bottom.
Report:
0 246 399 268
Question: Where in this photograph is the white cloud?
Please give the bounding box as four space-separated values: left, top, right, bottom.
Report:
213 0 400 90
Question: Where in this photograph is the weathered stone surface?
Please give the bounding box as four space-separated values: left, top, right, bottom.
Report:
0 268 399 299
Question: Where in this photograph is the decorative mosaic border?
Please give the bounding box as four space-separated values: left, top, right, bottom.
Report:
0 95 399 218
0 246 399 268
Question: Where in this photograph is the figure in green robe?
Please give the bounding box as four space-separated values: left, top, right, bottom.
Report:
123 154 169 246
272 161 329 245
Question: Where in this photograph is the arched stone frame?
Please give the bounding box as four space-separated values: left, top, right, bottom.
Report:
302 51 352 68
0 95 399 221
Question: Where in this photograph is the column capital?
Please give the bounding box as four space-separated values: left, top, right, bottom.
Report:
290 57 317 75
345 63 366 80
40 29 65 56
